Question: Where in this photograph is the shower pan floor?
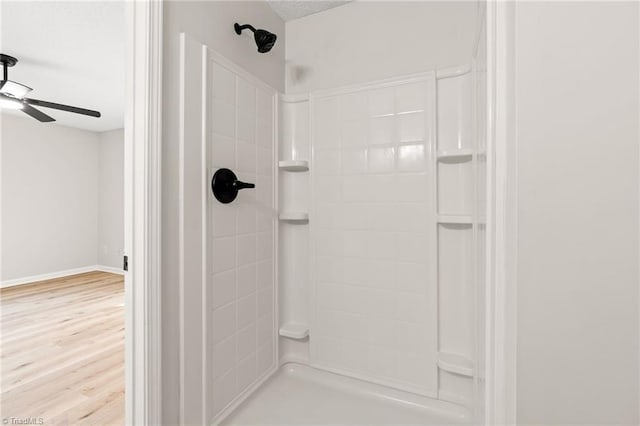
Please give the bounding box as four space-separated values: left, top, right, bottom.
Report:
220 363 468 425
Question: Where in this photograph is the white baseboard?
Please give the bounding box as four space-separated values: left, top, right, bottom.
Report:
95 265 125 275
1 265 124 289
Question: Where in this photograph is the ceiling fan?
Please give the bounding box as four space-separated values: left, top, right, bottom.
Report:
0 53 101 122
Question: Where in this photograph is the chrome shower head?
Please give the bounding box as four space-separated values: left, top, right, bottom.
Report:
234 23 277 53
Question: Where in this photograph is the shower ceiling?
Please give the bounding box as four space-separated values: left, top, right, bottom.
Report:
267 1 352 21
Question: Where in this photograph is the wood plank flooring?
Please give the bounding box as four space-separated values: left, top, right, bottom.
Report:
1 271 124 425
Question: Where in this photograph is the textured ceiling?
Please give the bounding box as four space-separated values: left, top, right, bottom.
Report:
267 1 353 21
0 1 125 132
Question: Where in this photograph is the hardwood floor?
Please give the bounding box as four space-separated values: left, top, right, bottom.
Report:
1 271 124 425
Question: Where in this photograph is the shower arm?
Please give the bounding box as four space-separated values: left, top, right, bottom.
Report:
234 23 257 34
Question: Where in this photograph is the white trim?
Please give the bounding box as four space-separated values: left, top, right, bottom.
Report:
273 87 281 374
178 32 207 426
125 1 163 425
484 1 517 424
0 266 109 289
201 44 210 425
311 71 437 100
178 33 187 426
95 265 126 275
637 2 640 421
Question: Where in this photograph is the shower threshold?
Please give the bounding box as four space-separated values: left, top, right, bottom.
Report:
220 363 470 425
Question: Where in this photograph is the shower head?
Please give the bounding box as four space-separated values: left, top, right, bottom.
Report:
234 23 277 53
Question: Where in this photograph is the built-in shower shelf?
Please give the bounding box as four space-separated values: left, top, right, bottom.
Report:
437 215 473 225
279 322 309 340
437 352 474 377
279 212 309 222
279 160 309 172
437 149 473 161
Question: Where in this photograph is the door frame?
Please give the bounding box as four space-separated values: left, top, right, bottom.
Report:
121 1 519 424
124 1 163 424
484 1 517 424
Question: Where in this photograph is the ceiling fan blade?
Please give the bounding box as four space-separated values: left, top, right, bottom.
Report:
21 103 55 122
23 98 101 118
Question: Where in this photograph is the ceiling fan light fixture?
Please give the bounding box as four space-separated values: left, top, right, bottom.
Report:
0 95 23 110
0 53 101 122
0 80 32 98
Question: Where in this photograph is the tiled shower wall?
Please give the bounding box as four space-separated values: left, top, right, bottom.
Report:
310 76 439 397
207 58 277 419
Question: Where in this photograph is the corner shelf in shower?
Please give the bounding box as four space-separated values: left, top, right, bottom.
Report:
279 212 309 223
437 149 474 161
278 160 309 172
437 352 474 377
437 215 473 225
279 322 309 340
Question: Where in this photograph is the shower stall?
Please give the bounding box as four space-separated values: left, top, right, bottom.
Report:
173 1 489 424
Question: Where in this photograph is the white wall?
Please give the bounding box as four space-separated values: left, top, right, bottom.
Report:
514 2 639 424
164 1 285 93
285 1 478 93
98 129 124 269
1 115 124 283
161 2 285 423
1 114 99 281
